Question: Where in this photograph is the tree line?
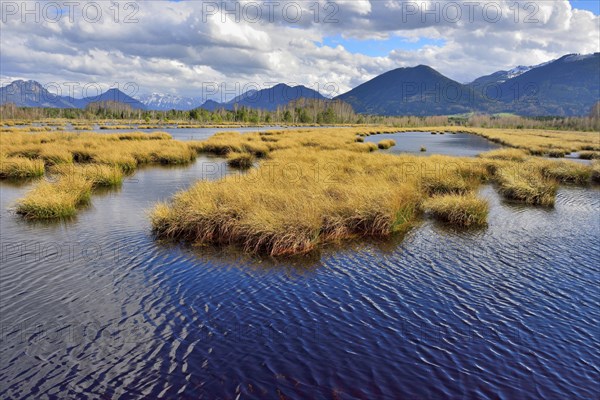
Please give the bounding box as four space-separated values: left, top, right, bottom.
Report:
1 100 599 132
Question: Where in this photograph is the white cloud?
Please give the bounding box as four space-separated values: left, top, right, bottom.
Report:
0 0 597 98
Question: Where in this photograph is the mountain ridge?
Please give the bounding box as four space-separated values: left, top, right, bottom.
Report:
200 83 326 111
2 53 598 116
0 81 146 110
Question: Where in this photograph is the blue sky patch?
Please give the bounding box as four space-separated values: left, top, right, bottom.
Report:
320 35 446 57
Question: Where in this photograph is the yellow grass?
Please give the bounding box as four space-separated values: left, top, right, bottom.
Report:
424 194 489 227
227 152 255 169
5 125 598 234
51 164 124 187
579 151 600 160
16 175 93 219
534 159 592 184
479 148 529 161
495 165 558 206
381 126 599 156
2 130 202 218
151 126 598 255
377 139 396 149
0 156 45 179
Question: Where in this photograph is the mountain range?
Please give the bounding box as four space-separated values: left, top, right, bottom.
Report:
1 53 598 116
0 81 146 110
136 93 203 111
336 53 599 116
199 83 326 111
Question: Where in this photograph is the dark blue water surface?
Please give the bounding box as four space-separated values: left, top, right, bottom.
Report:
1 135 599 399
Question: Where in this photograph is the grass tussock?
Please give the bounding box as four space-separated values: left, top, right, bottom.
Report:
424 194 488 227
377 139 396 149
16 175 92 219
578 151 600 160
479 148 529 161
51 164 123 187
421 170 473 195
495 166 558 206
535 159 592 184
0 156 45 178
227 153 255 169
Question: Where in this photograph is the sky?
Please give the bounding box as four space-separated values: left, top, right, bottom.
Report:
0 0 598 101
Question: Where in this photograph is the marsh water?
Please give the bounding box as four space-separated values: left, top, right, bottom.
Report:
1 132 599 399
364 131 502 156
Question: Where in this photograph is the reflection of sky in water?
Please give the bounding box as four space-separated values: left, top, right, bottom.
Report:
364 131 502 157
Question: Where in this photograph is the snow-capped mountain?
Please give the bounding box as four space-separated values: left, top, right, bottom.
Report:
506 65 532 79
563 53 595 62
468 58 555 87
137 93 203 111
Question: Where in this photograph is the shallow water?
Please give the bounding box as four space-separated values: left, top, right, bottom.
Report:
1 145 599 398
364 131 502 157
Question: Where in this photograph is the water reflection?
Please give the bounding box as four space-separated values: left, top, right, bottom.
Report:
364 131 502 157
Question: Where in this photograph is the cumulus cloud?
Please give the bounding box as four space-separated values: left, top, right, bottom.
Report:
0 0 598 98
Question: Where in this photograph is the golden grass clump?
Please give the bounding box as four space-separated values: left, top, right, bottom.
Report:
151 147 425 256
73 125 93 130
495 166 558 206
420 170 473 195
479 148 529 161
227 153 255 169
16 175 93 219
578 151 600 160
51 164 123 187
377 139 396 149
92 152 138 171
535 159 592 185
39 146 73 165
424 194 488 227
0 156 45 179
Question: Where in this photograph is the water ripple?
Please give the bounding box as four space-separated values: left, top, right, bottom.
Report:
1 164 599 398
